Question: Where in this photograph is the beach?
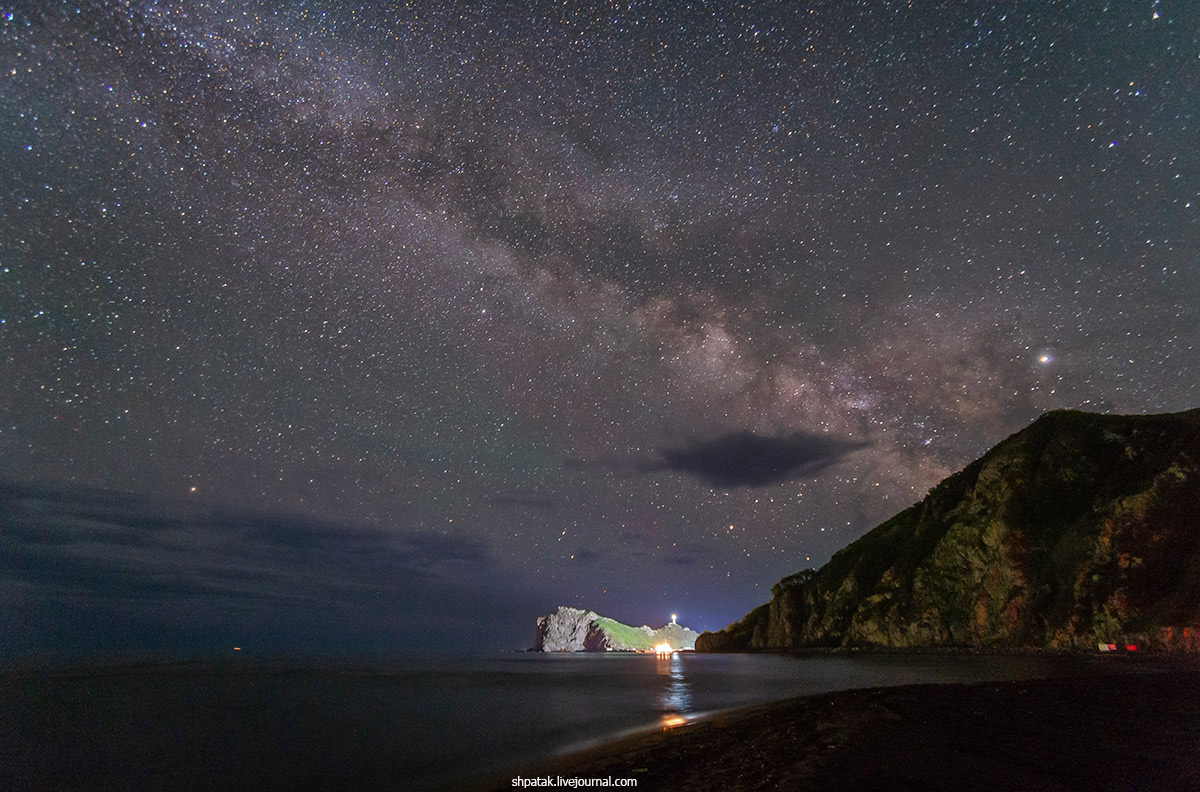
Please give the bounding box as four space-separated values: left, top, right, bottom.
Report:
471 664 1200 791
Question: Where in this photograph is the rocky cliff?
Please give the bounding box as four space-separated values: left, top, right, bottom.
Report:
534 606 699 651
697 408 1200 652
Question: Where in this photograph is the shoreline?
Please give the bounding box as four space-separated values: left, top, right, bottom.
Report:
467 662 1200 791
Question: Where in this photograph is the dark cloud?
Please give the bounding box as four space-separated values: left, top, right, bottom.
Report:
651 431 867 488
0 480 529 655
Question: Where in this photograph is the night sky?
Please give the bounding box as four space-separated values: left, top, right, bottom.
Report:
2 1 1197 655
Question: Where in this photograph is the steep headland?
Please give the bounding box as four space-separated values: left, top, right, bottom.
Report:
534 606 699 651
697 408 1200 652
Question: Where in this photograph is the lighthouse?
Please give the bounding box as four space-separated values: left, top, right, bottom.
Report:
670 613 677 625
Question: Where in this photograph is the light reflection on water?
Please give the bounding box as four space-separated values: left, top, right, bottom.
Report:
657 651 693 728
434 651 1116 787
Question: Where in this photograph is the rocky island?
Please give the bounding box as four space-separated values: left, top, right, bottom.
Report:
534 606 699 651
698 408 1200 652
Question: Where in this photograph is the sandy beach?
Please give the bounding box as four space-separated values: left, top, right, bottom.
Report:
470 664 1200 792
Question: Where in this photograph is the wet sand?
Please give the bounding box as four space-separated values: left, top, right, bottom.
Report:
470 665 1200 791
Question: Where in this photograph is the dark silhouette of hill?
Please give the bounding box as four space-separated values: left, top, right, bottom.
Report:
698 409 1200 652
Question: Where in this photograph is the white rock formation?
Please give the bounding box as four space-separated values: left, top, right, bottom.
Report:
534 606 601 651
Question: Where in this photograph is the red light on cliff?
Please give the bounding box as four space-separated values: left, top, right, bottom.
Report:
1125 644 1138 651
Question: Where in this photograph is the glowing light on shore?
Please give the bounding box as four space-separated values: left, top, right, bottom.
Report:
661 714 687 729
654 642 674 655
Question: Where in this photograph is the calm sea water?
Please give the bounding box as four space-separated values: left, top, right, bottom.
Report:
1 651 1120 791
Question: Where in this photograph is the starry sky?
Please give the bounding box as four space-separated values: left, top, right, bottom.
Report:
1 0 1197 655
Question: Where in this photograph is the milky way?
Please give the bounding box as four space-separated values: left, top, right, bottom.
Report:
2 1 1197 647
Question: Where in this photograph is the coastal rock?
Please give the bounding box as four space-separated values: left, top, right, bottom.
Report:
697 408 1200 652
534 606 699 651
534 607 601 652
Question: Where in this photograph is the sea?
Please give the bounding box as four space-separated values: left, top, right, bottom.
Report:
0 650 1124 791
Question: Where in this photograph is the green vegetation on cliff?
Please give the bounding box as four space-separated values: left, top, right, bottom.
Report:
592 617 658 651
697 408 1200 652
534 606 700 651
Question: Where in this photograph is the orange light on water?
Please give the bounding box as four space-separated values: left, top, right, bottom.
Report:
661 714 687 729
654 642 673 655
